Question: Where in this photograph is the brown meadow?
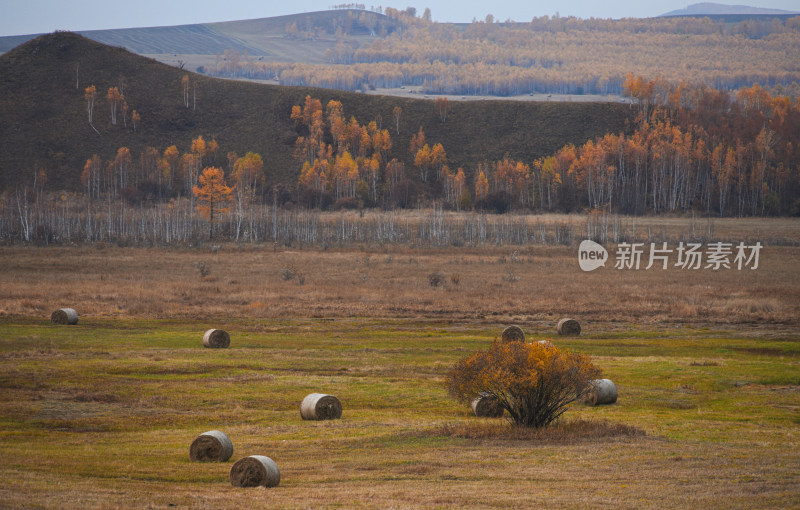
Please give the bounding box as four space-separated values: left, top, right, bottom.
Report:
0 238 798 327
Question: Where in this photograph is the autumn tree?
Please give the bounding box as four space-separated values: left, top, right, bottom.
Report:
121 100 129 127
475 170 489 201
409 125 425 156
183 135 208 194
533 155 561 210
386 158 405 187
445 340 601 428
84 85 96 124
81 154 103 201
207 138 219 162
131 110 141 132
372 127 392 163
392 106 402 134
162 145 179 192
414 143 432 182
232 152 265 240
443 166 466 209
107 87 123 125
193 167 234 240
430 142 447 180
113 147 132 197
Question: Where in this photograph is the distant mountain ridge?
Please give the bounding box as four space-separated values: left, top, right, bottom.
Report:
661 2 799 16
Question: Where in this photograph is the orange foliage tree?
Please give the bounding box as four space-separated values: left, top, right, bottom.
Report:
107 87 123 125
192 167 234 240
446 340 601 428
475 170 489 201
131 110 140 132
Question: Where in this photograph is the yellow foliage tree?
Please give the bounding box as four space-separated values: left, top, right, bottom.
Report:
475 170 489 200
107 87 123 125
192 167 234 240
131 110 141 132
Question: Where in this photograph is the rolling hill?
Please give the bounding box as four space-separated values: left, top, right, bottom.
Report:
0 32 634 193
661 2 799 16
0 10 393 62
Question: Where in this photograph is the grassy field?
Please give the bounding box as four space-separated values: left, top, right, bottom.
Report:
0 317 798 508
0 239 798 508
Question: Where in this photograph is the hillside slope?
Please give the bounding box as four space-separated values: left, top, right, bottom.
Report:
0 32 634 193
0 10 392 58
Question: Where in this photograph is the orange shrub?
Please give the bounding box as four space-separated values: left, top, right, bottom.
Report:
445 340 601 428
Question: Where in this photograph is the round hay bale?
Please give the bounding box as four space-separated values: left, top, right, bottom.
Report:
300 393 342 420
230 455 280 488
471 392 504 418
189 430 233 462
501 325 525 343
556 318 581 336
580 379 618 406
51 308 79 325
203 329 230 349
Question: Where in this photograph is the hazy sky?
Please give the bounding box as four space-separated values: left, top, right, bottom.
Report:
1 0 799 36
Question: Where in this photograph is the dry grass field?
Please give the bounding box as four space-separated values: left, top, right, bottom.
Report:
0 223 798 508
0 234 798 326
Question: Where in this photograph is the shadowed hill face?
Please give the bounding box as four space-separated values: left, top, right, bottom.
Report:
0 32 633 193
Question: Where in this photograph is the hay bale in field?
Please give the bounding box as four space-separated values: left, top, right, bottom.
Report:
300 393 342 420
189 430 233 462
501 325 525 343
580 379 618 406
230 455 280 488
556 318 581 336
51 308 79 325
203 329 230 348
471 392 504 418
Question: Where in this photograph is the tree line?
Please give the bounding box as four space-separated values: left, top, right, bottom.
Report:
2 78 798 246
474 78 800 216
